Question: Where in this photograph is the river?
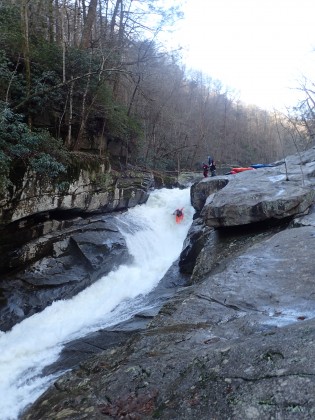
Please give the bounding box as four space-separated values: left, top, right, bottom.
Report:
0 187 194 420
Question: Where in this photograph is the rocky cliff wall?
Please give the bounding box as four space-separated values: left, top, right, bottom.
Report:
0 162 154 275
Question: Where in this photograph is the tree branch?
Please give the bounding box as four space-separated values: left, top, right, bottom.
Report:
12 68 131 112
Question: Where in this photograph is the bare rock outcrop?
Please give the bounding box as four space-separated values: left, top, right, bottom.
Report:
23 215 315 420
21 147 315 419
193 148 315 227
0 164 154 225
0 165 154 275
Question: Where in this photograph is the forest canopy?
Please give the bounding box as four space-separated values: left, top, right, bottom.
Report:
0 0 313 193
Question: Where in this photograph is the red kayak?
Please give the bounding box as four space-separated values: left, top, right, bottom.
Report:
231 167 254 173
174 208 184 224
176 213 184 224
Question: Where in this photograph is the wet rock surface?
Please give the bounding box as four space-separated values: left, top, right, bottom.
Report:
0 215 131 331
18 147 315 419
23 218 315 420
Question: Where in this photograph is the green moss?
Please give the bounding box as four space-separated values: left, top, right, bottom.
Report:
65 152 109 183
94 172 113 189
153 172 178 189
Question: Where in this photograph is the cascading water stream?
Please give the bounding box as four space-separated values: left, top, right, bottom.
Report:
0 187 194 420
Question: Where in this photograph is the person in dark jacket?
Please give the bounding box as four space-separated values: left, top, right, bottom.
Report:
173 208 184 223
174 208 183 218
209 159 216 176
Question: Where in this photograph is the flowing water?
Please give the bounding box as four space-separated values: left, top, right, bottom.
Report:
0 187 194 420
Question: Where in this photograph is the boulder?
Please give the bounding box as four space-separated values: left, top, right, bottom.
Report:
189 219 290 284
190 176 229 213
201 170 314 227
192 147 315 227
178 217 213 274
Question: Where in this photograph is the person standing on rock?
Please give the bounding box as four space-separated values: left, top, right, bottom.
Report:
202 162 209 177
209 159 216 177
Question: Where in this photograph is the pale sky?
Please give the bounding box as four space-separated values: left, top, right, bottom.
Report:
165 0 315 110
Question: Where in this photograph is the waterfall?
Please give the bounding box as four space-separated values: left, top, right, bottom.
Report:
0 187 194 420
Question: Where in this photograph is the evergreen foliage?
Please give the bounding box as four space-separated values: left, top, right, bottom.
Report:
0 102 68 194
0 4 22 52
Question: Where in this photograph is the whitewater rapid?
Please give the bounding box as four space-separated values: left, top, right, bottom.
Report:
0 187 194 420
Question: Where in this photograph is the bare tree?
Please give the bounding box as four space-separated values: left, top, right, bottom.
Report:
20 0 32 126
80 0 97 48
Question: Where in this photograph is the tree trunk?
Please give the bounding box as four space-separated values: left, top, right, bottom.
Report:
48 0 55 42
80 0 98 49
61 0 66 82
21 0 32 127
67 77 74 148
73 0 79 47
54 0 61 44
109 0 122 42
127 74 141 116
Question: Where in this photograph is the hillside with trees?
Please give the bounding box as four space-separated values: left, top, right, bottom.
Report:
0 0 312 195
